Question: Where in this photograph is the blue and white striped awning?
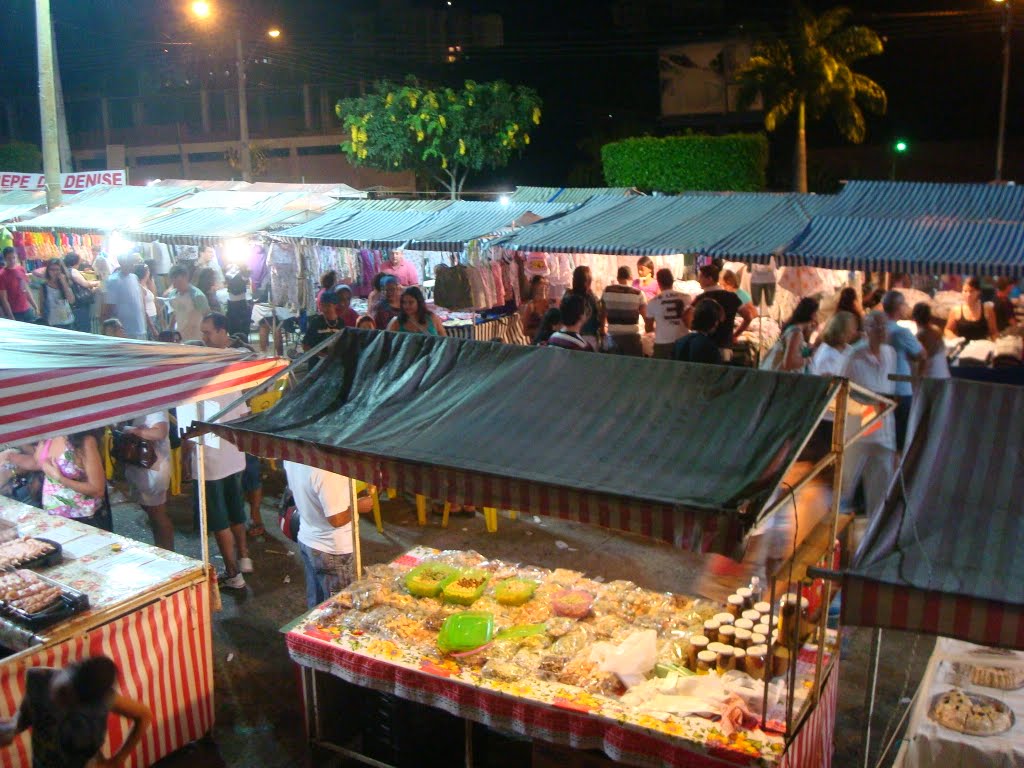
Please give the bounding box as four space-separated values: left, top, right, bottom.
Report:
784 215 1024 275
18 206 173 234
121 207 306 244
65 184 195 208
497 193 804 256
509 186 636 204
275 200 572 249
823 181 1024 222
704 196 832 261
0 204 42 225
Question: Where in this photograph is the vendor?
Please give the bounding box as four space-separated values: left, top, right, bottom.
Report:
519 275 553 342
373 277 402 330
387 287 447 336
381 250 420 287
945 277 998 341
632 256 659 301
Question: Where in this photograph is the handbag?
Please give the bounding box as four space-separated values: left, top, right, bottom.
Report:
70 280 94 307
110 429 157 469
278 487 300 542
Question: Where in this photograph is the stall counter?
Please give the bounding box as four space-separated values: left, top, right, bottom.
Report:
285 547 839 768
894 637 1024 768
0 495 213 768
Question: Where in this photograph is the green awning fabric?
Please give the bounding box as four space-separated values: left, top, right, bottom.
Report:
198 330 837 555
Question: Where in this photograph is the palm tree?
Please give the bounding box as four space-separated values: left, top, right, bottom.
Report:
737 4 886 193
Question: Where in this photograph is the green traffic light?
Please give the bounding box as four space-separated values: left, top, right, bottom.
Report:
895 140 908 153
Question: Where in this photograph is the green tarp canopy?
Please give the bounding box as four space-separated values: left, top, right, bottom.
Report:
199 330 837 555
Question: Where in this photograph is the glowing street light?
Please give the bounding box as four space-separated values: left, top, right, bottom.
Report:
191 1 212 19
894 140 908 153
267 28 281 38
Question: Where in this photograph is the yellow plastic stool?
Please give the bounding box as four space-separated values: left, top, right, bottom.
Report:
483 507 498 533
415 494 428 526
354 481 383 533
169 446 182 496
438 501 454 528
102 430 115 480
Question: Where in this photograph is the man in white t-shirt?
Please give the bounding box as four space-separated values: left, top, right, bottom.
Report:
840 310 897 521
101 252 150 339
283 461 373 608
645 268 690 358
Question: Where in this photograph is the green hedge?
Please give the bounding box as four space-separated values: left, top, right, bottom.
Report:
601 134 768 193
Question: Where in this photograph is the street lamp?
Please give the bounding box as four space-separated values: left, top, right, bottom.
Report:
890 139 909 180
994 0 1013 181
189 2 280 182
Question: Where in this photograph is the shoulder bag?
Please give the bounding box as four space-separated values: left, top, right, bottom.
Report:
110 429 157 469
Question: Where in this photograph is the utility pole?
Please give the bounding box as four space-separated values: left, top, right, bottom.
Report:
35 0 62 208
235 29 252 182
51 21 73 172
996 0 1013 182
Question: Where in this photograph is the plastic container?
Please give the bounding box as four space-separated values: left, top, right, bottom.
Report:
0 537 62 571
687 635 710 670
741 609 761 624
0 572 89 630
551 589 594 619
441 570 490 606
753 601 772 616
713 612 735 626
735 587 753 609
436 611 494 653
404 563 458 598
734 618 754 632
726 595 744 618
696 650 716 675
494 578 538 607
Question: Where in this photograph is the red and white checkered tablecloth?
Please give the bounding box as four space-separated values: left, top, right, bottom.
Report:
287 626 838 768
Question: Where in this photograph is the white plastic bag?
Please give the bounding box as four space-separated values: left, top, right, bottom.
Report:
589 629 658 688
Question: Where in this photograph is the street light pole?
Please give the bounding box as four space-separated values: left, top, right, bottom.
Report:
996 0 1013 182
235 28 252 182
34 0 62 208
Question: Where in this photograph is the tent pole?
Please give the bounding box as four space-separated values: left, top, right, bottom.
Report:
196 401 210 570
862 627 883 768
812 380 849 705
349 476 362 582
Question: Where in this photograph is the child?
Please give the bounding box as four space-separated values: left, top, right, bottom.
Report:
356 315 376 330
0 656 152 767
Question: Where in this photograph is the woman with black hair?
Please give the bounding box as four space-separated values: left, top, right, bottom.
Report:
564 265 602 350
386 286 447 336
40 258 75 330
945 276 998 341
836 287 864 334
761 297 820 372
633 256 658 300
195 267 222 313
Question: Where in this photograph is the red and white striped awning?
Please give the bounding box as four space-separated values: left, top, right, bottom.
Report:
0 320 287 448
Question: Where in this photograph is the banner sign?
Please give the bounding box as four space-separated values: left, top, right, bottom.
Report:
0 170 127 193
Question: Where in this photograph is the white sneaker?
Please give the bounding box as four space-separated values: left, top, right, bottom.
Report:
220 572 246 590
238 557 254 574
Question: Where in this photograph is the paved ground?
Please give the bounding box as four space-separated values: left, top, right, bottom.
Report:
104 468 933 768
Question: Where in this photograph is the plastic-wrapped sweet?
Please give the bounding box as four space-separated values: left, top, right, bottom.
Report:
481 659 525 682
552 589 595 619
546 616 576 638
550 625 596 656
337 580 386 611
512 648 543 672
430 550 487 569
516 632 551 651
358 606 401 632
363 564 397 582
537 653 571 680
590 614 628 638
549 568 584 587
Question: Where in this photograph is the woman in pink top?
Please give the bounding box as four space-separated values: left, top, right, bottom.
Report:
632 256 659 301
2 431 107 527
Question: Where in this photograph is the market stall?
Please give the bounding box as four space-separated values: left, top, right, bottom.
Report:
0 320 288 767
0 496 209 768
196 328 892 767
833 376 1024 767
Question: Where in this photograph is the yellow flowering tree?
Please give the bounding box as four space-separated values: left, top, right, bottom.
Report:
337 79 542 199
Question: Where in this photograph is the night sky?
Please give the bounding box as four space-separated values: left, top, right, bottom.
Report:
0 0 1019 187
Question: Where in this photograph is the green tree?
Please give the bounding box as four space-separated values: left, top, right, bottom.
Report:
337 79 542 199
0 142 43 173
736 4 886 193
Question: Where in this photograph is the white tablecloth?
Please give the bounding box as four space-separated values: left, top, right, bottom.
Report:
894 638 1024 768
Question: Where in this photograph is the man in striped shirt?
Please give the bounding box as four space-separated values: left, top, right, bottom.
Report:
600 266 647 356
